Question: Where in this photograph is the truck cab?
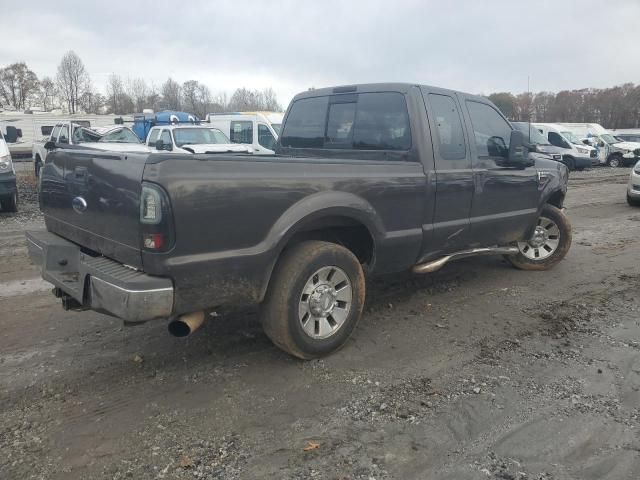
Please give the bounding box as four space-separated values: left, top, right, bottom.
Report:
206 112 283 155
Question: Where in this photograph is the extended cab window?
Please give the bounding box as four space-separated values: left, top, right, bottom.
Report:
230 121 253 144
280 92 411 151
428 94 466 160
353 92 411 150
466 101 511 160
160 130 171 146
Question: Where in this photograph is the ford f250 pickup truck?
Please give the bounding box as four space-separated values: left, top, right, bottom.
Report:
26 83 572 359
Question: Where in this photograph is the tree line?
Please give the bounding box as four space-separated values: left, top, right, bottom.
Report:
487 84 640 129
0 50 282 117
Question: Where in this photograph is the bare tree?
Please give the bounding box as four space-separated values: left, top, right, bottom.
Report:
56 51 89 113
260 87 282 111
0 62 39 110
126 77 149 112
79 85 105 114
39 76 57 111
161 78 181 110
181 80 199 113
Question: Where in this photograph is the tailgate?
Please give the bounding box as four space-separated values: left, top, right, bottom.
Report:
40 146 148 269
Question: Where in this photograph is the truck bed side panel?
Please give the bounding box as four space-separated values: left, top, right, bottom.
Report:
142 156 427 314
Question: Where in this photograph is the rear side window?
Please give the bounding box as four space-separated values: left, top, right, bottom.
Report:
428 94 466 160
230 121 253 144
160 130 171 145
466 101 511 160
548 132 568 148
280 92 411 151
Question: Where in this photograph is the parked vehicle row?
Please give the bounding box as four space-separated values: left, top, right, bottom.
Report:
554 123 640 167
27 82 571 359
32 122 147 176
0 129 17 212
145 125 252 154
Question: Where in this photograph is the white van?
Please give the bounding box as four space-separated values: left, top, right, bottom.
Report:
533 123 597 170
206 112 284 155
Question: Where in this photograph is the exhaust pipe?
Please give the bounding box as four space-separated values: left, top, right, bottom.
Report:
168 311 205 337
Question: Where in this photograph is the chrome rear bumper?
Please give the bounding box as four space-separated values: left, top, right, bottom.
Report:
26 230 173 322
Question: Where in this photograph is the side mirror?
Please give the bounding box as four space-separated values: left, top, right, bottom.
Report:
155 139 172 151
44 140 57 151
508 130 531 167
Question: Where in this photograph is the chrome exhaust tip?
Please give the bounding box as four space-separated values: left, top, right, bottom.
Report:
168 311 205 337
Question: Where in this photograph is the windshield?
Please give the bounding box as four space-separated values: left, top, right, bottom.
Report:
271 123 281 135
73 127 140 144
513 123 550 145
98 128 140 143
173 128 230 147
561 131 583 144
600 134 620 145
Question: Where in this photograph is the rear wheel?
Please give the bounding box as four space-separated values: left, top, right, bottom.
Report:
508 204 571 271
261 241 365 359
1 192 18 213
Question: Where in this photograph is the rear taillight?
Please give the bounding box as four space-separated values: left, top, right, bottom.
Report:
140 182 174 252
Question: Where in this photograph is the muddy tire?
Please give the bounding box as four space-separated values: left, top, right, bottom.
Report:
508 204 571 271
261 241 365 359
1 192 18 213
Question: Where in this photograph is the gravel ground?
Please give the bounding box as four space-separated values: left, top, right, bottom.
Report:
1 164 639 479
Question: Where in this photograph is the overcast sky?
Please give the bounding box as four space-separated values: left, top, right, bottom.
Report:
1 0 639 108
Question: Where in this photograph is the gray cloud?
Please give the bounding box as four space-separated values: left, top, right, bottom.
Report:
1 0 639 107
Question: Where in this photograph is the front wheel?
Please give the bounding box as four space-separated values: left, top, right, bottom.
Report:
508 204 572 271
607 155 622 168
261 241 365 359
628 193 640 207
1 192 18 213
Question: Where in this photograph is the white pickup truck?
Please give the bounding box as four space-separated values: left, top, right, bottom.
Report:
32 122 148 176
144 124 252 154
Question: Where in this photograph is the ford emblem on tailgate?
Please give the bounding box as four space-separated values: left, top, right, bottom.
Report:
72 196 88 214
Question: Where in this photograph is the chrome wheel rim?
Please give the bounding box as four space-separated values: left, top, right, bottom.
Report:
610 157 619 167
298 266 352 339
517 216 560 260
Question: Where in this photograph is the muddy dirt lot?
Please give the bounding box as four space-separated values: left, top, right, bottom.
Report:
1 166 640 479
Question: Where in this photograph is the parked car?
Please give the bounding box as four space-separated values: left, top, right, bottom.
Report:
627 161 640 206
588 132 640 167
27 83 571 359
206 112 283 155
533 123 596 170
511 122 564 165
145 125 252 154
0 129 17 212
33 122 148 177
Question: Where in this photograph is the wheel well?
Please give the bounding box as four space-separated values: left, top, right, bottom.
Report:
284 216 375 266
546 190 565 209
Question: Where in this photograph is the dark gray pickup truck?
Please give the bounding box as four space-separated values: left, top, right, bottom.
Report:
27 83 571 358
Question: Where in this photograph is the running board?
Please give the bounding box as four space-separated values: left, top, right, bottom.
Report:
412 246 519 274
